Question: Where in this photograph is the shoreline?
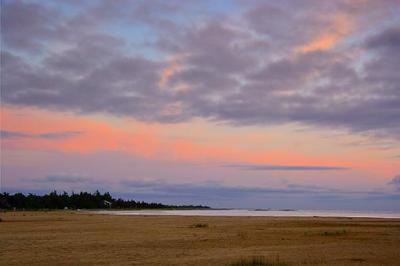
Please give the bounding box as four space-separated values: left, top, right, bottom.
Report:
4 208 400 219
91 209 400 219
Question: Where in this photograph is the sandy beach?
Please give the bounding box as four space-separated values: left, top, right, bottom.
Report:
1 211 400 265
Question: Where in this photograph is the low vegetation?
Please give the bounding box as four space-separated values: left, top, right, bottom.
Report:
228 256 288 266
0 191 210 210
321 229 347 236
191 223 209 228
303 229 348 237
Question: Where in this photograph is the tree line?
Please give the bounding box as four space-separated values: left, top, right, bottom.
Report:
0 191 210 210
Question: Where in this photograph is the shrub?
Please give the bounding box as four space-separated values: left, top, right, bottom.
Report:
191 223 208 228
229 256 288 266
322 229 347 236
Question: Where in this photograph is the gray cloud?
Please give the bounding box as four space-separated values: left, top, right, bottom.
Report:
223 163 349 171
2 0 400 139
2 0 61 51
35 174 91 183
366 26 400 50
1 130 82 140
388 175 400 191
19 174 91 185
118 179 340 199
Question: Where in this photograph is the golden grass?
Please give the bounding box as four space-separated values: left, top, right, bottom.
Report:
1 211 399 265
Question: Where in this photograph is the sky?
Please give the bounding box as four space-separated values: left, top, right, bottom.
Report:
1 0 400 210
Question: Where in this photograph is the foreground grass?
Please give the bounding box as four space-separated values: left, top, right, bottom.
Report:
1 211 400 265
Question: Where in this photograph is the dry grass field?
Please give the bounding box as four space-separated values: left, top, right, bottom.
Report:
1 211 400 265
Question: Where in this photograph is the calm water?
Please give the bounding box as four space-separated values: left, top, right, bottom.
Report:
95 209 400 219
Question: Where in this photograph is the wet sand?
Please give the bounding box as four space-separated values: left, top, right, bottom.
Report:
1 211 399 265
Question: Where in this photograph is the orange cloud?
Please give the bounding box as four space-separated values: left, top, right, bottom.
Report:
159 56 181 88
300 34 339 53
297 13 354 53
158 55 192 93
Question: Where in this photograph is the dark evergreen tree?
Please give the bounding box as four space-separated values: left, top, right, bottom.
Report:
0 191 210 210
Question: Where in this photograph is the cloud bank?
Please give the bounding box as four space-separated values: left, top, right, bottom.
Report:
1 130 82 140
2 0 400 139
223 163 349 171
